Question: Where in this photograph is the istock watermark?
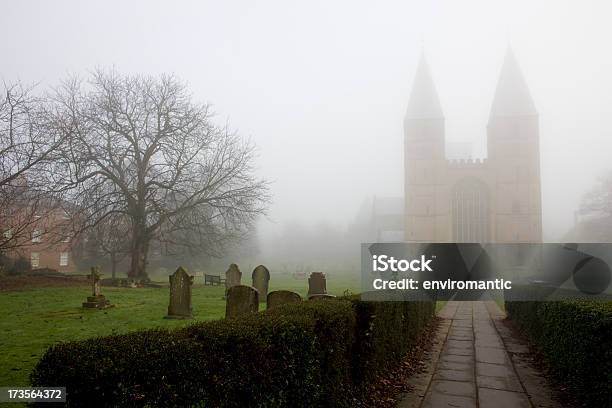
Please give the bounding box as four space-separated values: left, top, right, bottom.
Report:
371 254 434 272
361 243 612 302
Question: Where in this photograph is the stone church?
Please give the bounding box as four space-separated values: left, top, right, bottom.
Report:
404 48 542 243
357 49 543 243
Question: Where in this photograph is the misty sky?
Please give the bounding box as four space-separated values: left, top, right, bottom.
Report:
2 0 611 242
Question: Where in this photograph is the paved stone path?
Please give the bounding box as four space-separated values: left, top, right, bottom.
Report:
399 301 563 408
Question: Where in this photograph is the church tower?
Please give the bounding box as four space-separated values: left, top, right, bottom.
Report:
404 52 448 241
487 48 542 242
402 48 543 244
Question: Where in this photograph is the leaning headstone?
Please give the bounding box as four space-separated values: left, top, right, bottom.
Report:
252 265 270 303
226 285 259 318
267 290 302 309
82 266 114 309
225 263 242 289
307 272 327 298
165 266 194 319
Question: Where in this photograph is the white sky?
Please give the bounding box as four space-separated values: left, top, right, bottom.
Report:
2 0 611 241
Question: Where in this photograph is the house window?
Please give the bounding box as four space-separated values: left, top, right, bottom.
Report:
32 230 42 243
31 252 40 268
59 252 69 267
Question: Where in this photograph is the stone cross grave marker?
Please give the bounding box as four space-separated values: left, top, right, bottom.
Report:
307 272 328 298
226 285 259 318
165 266 194 319
251 265 270 302
91 266 101 296
82 266 113 309
267 290 302 309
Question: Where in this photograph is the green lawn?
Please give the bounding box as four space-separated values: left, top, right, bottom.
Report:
0 273 360 388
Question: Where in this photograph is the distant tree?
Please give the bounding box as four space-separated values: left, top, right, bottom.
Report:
574 170 612 241
580 170 612 219
88 213 131 280
0 82 64 253
52 70 269 278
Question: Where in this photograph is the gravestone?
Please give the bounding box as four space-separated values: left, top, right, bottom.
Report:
165 266 194 319
307 272 327 298
226 285 259 318
225 263 242 289
308 294 336 301
82 266 113 309
267 290 302 309
252 265 270 303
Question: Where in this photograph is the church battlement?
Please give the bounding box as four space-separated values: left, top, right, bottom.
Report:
446 158 488 167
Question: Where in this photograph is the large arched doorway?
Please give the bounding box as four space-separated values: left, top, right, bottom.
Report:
451 178 490 242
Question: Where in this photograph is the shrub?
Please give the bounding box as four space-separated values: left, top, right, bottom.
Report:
506 295 612 407
351 299 434 385
31 297 435 407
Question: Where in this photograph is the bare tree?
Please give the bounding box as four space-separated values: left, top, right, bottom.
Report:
573 170 612 241
53 70 269 278
86 213 131 280
0 82 64 253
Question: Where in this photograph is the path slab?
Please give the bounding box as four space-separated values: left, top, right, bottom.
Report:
397 301 572 408
423 393 476 408
429 380 476 397
478 388 530 408
475 347 509 365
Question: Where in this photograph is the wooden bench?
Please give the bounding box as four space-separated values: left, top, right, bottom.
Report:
204 274 225 286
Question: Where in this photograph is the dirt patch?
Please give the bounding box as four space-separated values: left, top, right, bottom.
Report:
0 275 89 291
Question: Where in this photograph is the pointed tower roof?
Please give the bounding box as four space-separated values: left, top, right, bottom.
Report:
405 52 444 120
489 48 537 118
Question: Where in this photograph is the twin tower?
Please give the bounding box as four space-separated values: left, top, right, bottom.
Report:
404 49 542 243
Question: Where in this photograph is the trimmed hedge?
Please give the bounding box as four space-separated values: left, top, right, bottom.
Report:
505 299 612 407
31 296 435 407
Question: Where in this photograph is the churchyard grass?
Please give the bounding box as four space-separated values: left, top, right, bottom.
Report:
0 273 361 388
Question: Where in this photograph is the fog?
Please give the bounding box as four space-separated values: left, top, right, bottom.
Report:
2 0 612 270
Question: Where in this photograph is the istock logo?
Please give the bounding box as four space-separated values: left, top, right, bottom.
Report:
372 255 435 272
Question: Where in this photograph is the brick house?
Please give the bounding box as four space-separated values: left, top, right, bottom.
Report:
3 205 80 273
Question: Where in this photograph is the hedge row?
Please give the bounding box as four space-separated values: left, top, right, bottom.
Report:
505 298 612 407
31 295 435 407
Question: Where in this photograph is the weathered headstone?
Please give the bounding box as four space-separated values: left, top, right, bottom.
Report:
225 263 242 289
307 271 327 298
308 294 336 301
165 266 194 319
252 265 270 303
226 285 259 318
267 290 302 309
82 266 113 309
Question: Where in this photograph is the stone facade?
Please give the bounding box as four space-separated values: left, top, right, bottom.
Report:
404 49 542 244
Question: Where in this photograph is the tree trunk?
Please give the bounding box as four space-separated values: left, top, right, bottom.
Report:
110 252 117 281
129 228 149 279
